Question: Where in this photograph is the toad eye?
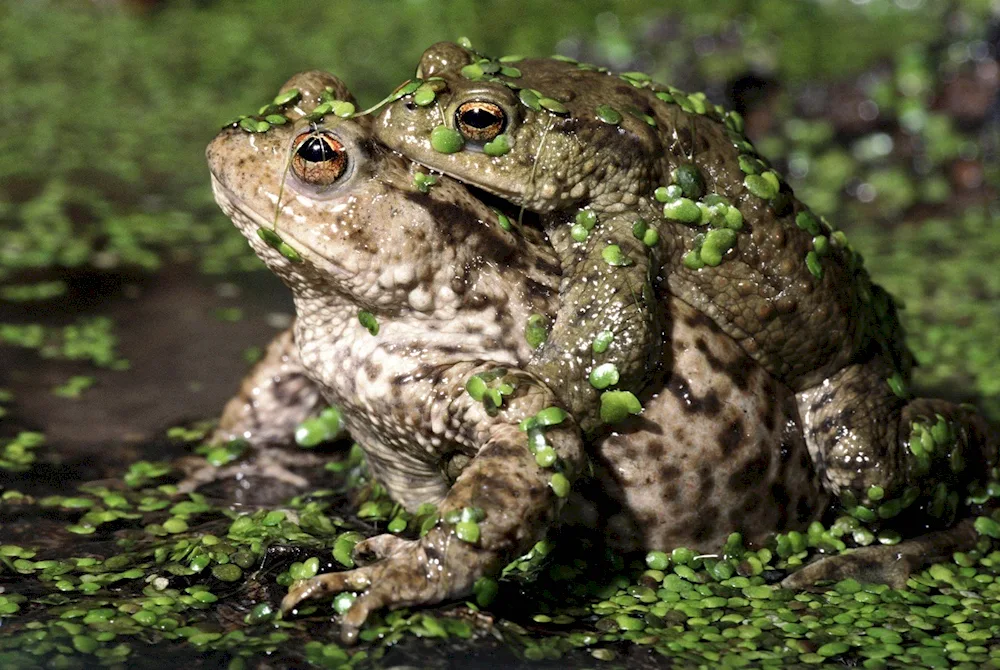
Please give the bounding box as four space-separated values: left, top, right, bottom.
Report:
454 101 506 142
291 132 348 187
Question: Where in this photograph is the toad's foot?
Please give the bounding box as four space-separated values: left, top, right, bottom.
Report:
781 518 979 590
174 447 327 493
281 527 494 644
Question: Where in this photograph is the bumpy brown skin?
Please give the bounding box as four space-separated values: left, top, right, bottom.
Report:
576 303 828 554
375 42 667 433
206 72 832 641
373 42 868 394
375 43 997 539
208 73 586 642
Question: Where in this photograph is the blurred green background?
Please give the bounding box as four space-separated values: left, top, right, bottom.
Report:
0 0 998 417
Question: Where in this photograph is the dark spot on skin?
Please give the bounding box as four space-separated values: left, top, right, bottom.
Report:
392 364 448 393
701 390 722 416
345 224 374 250
533 255 561 279
771 485 790 528
482 337 503 350
389 382 403 401
818 411 846 437
572 308 598 327
662 482 680 502
777 440 796 471
480 441 527 463
363 359 382 381
666 375 721 416
697 464 715 502
718 417 744 457
423 543 443 565
660 464 681 481
631 415 665 435
726 448 773 493
759 387 777 432
465 292 491 308
646 441 664 459
523 278 554 303
810 389 837 413
270 375 299 405
683 309 716 331
695 337 752 391
691 505 719 544
410 227 428 244
770 482 790 508
748 449 773 477
727 469 755 494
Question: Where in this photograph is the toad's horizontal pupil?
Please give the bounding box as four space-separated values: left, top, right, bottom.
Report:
297 136 332 163
462 108 500 129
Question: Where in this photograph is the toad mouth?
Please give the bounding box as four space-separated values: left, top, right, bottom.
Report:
210 174 352 279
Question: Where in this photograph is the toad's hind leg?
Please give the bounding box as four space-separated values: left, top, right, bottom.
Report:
176 325 331 492
797 353 996 537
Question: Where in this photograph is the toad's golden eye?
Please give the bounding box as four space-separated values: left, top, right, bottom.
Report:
291 132 348 187
454 101 506 142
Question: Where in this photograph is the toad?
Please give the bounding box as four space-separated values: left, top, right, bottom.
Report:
205 71 833 642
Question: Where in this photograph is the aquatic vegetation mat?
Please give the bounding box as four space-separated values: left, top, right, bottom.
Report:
1 441 1000 669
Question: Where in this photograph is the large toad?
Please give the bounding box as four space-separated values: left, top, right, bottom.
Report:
205 71 830 642
374 43 997 573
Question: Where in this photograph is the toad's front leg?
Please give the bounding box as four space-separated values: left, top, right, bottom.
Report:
280 362 583 643
532 210 662 433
